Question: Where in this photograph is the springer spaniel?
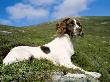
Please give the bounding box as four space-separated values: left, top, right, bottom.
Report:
3 18 101 78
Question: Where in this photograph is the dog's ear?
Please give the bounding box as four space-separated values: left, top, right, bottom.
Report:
56 22 66 36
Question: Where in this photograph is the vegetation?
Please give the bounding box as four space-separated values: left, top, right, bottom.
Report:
0 16 110 82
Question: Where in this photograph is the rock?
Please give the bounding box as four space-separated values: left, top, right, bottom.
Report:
51 72 100 82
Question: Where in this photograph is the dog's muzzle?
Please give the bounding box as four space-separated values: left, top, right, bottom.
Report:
76 28 84 37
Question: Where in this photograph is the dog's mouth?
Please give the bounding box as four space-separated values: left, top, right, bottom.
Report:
78 32 84 37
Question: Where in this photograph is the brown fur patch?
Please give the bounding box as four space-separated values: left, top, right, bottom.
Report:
56 18 75 37
40 46 50 54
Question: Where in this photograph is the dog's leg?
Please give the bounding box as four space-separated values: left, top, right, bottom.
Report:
59 57 101 79
72 65 101 79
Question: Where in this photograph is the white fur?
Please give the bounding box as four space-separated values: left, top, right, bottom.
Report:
3 34 74 66
74 19 80 28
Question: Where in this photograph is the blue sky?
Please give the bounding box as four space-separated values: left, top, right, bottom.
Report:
0 0 110 27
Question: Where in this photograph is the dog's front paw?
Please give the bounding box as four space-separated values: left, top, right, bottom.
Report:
86 72 101 79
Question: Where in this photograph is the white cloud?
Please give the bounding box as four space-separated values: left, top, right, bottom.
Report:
52 0 88 18
1 0 92 26
6 3 49 20
28 0 54 5
0 19 12 25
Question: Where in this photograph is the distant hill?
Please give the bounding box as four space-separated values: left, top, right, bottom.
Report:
0 16 110 82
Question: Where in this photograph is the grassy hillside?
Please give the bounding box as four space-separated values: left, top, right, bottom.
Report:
0 16 110 82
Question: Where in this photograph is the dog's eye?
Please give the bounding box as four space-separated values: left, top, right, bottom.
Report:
70 21 75 25
77 28 82 32
77 22 80 25
77 22 81 26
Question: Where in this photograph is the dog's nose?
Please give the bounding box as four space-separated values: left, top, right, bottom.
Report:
80 32 84 37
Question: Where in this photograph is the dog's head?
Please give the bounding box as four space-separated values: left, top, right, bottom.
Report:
56 18 84 37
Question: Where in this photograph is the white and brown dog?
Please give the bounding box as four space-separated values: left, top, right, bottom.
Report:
3 18 101 78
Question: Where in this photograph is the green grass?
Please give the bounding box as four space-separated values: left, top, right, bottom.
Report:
1 59 82 82
0 16 110 82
